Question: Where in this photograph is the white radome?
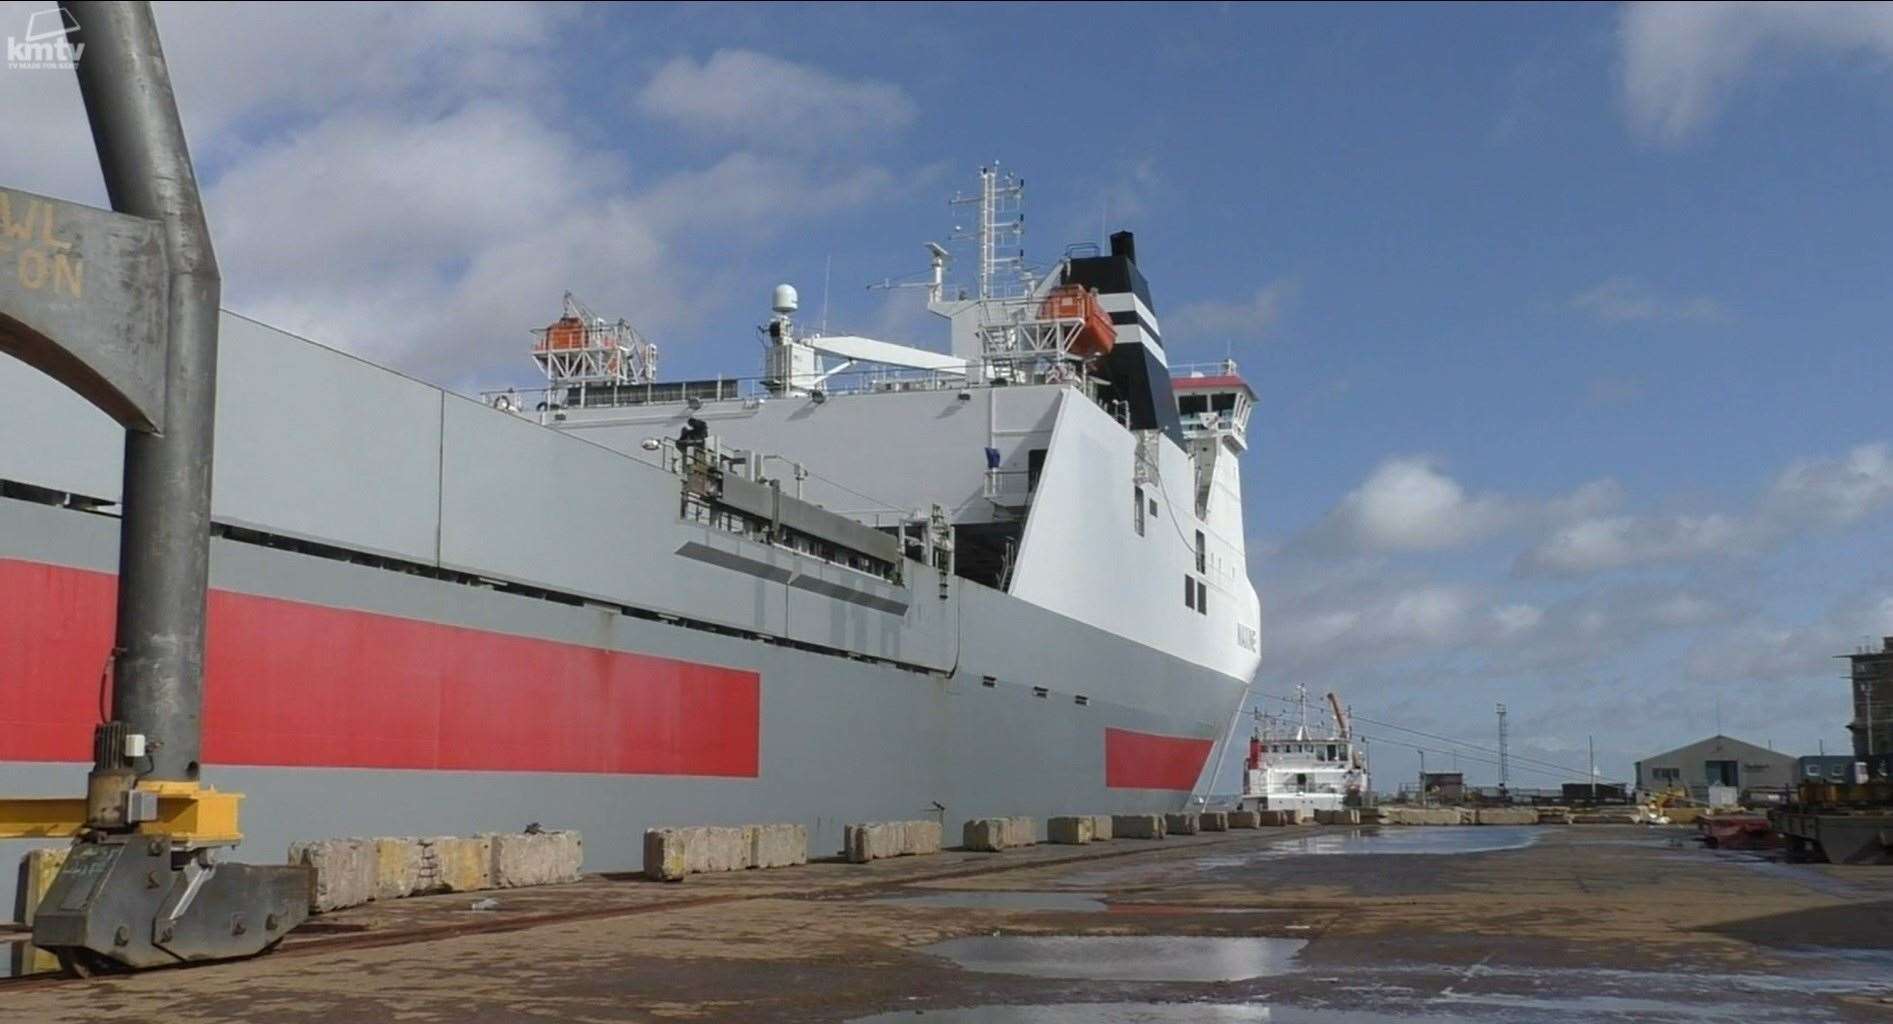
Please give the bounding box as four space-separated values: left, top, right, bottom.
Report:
772 284 799 315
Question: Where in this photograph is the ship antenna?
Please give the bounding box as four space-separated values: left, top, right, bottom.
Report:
949 163 1026 300
821 253 832 337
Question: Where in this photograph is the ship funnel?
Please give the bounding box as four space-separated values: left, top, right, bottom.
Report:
772 284 800 315
1109 230 1136 264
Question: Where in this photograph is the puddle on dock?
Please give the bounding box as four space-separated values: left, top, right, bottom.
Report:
1353 958 1893 1021
848 1004 1510 1023
1105 902 1290 915
1248 826 1539 859
1060 827 1538 887
922 935 1306 982
873 890 1107 913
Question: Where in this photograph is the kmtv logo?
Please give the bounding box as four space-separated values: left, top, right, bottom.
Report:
8 8 83 70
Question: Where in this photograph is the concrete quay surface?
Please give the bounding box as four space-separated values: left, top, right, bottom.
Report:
5 824 1892 1023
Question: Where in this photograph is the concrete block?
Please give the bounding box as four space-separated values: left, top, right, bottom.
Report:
1112 814 1165 839
697 826 749 873
490 829 584 887
1255 810 1295 826
17 846 68 975
963 818 1006 852
373 837 426 900
746 823 809 869
1199 812 1229 832
288 837 376 912
1380 807 1461 826
962 817 1035 851
902 820 943 856
1163 812 1201 835
1005 816 1038 847
645 828 690 881
1047 816 1094 844
1314 809 1361 826
1227 811 1261 829
428 835 494 892
1473 807 1537 826
1089 815 1114 840
845 820 940 863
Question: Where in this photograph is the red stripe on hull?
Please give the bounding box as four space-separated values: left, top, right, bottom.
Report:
1104 726 1212 790
0 559 759 777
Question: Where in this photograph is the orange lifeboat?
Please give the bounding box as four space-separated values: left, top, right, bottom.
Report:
537 315 587 352
1040 284 1116 358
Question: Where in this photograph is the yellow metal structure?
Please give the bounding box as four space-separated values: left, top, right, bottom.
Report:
0 782 243 845
14 847 70 976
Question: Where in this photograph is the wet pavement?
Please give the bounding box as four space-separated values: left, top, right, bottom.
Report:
4 823 1892 1022
922 935 1307 982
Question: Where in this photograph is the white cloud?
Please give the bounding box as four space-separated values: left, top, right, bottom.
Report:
1761 441 1893 529
636 49 917 149
1170 277 1299 344
1517 512 1745 576
1519 441 1893 576
1685 594 1893 683
1263 574 1495 673
1571 276 1728 324
1292 457 1621 558
1306 457 1515 553
0 0 569 197
1619 2 1893 144
1258 549 1731 685
0 3 927 383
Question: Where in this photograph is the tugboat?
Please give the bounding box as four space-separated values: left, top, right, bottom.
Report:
1241 686 1369 815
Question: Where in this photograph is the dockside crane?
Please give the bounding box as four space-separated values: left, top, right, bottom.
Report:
0 1 308 974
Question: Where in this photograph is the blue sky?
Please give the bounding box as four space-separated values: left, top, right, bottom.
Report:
6 2 1891 791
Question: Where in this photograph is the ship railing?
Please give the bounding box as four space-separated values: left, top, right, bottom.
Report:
1265 781 1352 795
477 362 1118 421
982 468 1035 508
1168 359 1243 381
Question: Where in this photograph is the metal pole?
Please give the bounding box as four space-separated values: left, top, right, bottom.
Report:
1496 702 1508 794
65 0 219 783
1589 735 1596 804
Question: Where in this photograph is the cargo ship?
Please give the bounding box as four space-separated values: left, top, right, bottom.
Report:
0 167 1261 914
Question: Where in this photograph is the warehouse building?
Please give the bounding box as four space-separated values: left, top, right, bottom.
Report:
1634 735 1797 803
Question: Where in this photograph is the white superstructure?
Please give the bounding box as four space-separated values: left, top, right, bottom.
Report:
489 166 1265 687
1243 688 1370 814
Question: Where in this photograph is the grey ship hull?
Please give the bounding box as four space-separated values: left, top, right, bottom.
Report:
0 315 1250 921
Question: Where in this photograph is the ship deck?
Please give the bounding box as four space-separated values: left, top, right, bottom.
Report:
6 823 1892 1022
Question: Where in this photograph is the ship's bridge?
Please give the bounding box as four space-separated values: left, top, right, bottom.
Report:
1171 362 1254 452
